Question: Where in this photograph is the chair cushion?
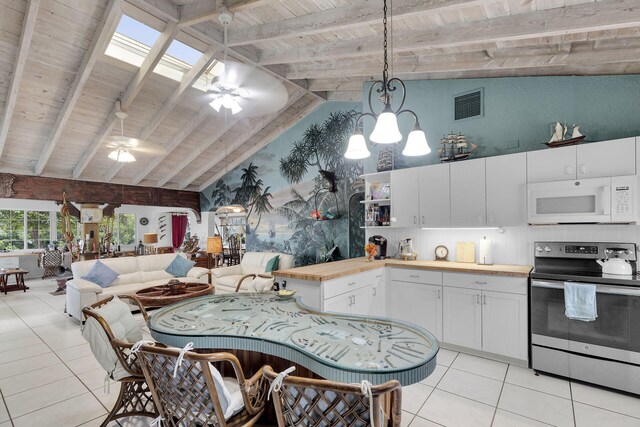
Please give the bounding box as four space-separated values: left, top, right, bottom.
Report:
166 255 195 277
207 364 244 420
265 255 279 273
248 276 274 293
216 275 243 289
81 296 143 381
81 260 119 288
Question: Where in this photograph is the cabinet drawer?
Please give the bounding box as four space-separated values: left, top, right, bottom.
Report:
443 272 527 295
389 268 442 285
323 270 376 299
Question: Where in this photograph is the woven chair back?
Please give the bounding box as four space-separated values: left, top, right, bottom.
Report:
263 365 402 427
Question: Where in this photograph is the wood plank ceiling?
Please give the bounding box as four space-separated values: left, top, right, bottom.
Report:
1 0 639 191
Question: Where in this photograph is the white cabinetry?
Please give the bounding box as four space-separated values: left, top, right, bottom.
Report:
388 272 443 340
391 168 420 228
322 269 385 317
369 269 386 317
442 287 482 350
481 290 528 360
527 138 636 183
451 158 486 226
418 164 450 227
486 153 527 226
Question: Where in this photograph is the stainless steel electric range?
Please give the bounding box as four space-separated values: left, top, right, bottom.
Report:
530 241 640 394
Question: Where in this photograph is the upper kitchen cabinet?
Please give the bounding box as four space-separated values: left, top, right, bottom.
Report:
527 138 636 183
391 167 420 228
527 145 576 183
418 164 451 227
486 153 527 226
450 158 486 226
576 137 635 179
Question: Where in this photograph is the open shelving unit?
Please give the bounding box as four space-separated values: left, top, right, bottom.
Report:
361 171 392 228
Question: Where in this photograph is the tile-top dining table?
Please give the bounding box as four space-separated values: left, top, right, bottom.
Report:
148 293 439 386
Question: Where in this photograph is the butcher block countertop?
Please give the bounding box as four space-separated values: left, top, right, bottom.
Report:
273 257 532 282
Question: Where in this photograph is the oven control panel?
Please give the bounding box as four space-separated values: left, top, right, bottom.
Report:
534 241 637 261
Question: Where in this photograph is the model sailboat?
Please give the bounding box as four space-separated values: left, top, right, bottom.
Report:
545 122 586 148
438 132 478 162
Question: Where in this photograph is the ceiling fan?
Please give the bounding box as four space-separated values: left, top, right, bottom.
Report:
205 7 288 117
106 101 165 163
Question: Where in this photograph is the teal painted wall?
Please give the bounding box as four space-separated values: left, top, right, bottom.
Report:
362 75 640 172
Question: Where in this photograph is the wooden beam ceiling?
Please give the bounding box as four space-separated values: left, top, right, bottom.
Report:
35 0 122 176
0 0 40 159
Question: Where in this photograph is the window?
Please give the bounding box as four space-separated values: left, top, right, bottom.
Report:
0 210 24 250
26 211 51 249
101 213 136 246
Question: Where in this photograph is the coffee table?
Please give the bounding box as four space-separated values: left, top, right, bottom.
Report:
0 268 29 294
134 282 213 307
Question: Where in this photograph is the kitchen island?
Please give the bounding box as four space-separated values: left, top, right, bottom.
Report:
274 257 532 366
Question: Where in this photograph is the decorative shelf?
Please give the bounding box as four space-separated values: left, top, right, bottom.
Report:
360 199 391 204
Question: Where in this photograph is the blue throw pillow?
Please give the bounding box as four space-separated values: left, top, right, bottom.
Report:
265 255 280 273
82 260 118 288
166 255 195 277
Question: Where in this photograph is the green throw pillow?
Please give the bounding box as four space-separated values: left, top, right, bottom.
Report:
265 255 280 273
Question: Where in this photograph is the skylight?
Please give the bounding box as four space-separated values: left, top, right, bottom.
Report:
104 15 214 91
114 15 160 47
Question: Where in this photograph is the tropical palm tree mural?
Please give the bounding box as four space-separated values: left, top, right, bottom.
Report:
201 107 364 266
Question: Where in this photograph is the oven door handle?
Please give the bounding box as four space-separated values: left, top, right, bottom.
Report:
532 280 640 296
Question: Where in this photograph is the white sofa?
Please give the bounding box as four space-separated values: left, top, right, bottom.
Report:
66 253 209 322
212 252 294 293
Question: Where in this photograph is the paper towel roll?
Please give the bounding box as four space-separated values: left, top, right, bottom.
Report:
478 237 493 265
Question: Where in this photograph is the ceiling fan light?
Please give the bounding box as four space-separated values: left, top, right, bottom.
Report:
221 93 234 109
109 148 136 163
230 99 242 115
370 105 402 144
344 133 370 159
403 125 431 156
209 97 223 112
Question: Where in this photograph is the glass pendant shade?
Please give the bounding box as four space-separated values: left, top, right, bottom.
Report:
402 126 431 156
344 133 371 159
370 106 402 144
108 148 136 163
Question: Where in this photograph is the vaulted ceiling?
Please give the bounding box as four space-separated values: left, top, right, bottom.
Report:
1 0 639 192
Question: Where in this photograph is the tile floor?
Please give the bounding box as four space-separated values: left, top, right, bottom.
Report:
1 278 640 426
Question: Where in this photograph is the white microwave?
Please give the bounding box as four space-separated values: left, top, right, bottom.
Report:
527 175 636 224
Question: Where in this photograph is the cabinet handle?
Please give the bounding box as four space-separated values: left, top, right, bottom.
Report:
413 215 417 224
372 287 377 296
375 274 382 278
476 294 480 304
409 275 420 278
483 295 487 305
564 165 574 176
421 215 425 224
437 290 441 299
474 281 487 285
348 282 356 286
579 164 589 175
352 295 356 305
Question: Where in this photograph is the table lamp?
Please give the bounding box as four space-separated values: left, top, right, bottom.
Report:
206 235 223 269
143 233 158 255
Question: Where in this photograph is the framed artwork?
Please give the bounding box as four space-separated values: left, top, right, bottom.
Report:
80 208 103 224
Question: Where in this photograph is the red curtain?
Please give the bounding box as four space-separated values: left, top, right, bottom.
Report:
172 214 188 251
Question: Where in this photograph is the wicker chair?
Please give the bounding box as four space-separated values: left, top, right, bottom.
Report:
137 342 268 427
263 365 402 427
82 296 157 427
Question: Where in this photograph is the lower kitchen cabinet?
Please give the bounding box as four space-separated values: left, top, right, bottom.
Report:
389 281 443 340
482 290 528 360
442 287 482 350
369 270 386 317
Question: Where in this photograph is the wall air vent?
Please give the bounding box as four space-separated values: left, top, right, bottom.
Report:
454 88 483 121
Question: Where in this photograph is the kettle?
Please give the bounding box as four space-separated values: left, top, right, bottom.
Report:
596 248 633 275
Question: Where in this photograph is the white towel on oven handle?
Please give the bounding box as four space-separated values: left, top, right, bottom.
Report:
564 282 597 322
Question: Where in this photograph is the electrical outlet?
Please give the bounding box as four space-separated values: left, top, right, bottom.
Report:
504 140 520 149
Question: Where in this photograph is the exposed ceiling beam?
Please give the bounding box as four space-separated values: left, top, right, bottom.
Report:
285 46 640 80
0 0 40 160
178 0 268 27
132 106 213 185
258 0 640 65
105 44 220 181
182 89 305 190
72 21 179 179
125 0 179 22
200 95 322 190
157 114 244 188
227 0 482 47
35 0 122 176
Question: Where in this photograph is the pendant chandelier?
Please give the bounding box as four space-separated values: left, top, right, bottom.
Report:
344 0 430 160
